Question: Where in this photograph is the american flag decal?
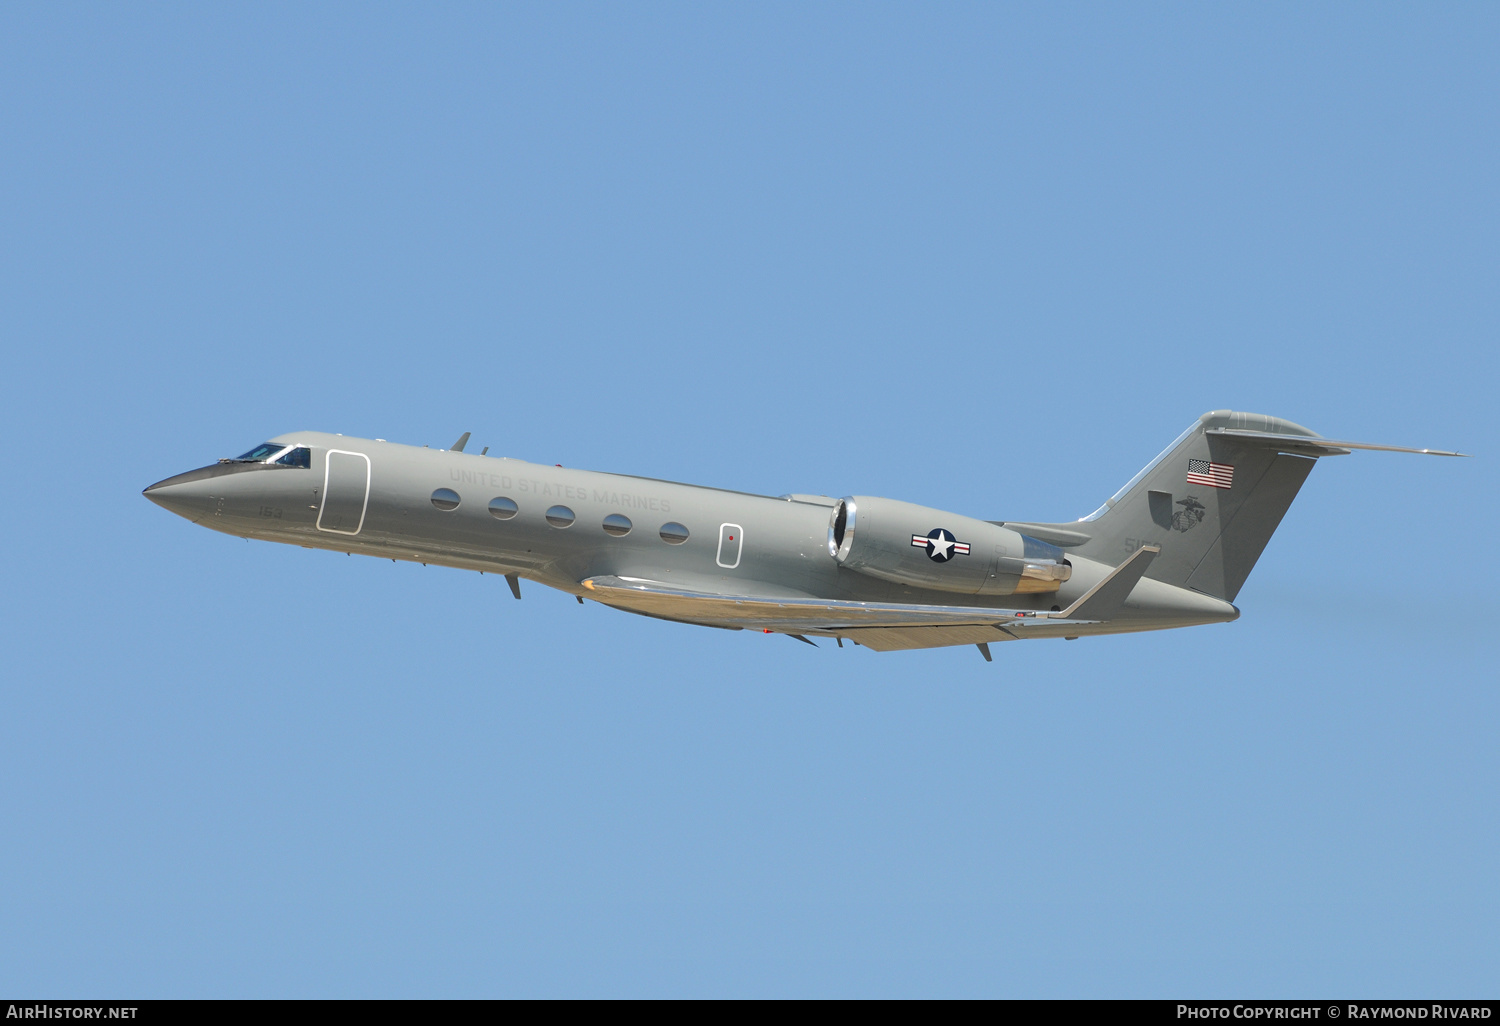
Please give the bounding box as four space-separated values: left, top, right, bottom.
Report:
1187 458 1234 489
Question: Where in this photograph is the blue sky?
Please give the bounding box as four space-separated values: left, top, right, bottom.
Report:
1 3 1495 997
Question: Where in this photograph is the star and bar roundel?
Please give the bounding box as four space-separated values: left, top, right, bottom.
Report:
912 528 970 563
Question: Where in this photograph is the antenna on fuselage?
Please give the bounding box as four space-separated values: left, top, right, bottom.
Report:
450 431 471 452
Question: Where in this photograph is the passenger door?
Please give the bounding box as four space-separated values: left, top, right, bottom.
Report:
317 450 370 535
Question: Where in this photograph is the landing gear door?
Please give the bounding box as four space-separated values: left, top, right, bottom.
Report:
317 450 370 535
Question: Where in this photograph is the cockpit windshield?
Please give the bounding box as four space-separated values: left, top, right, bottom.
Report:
226 442 312 466
233 442 288 462
275 446 311 468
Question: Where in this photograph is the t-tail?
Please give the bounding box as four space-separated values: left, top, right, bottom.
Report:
1005 410 1468 603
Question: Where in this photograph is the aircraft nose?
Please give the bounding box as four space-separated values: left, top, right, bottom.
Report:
143 471 214 522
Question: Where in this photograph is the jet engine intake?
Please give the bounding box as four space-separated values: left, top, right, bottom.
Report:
827 496 1070 596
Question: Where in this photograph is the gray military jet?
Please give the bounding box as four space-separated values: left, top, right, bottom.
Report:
144 411 1466 658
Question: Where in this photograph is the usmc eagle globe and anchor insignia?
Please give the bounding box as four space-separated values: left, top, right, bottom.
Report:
911 528 971 563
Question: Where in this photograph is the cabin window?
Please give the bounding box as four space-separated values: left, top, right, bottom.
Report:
488 496 519 520
602 514 632 537
274 446 311 468
659 522 690 545
545 505 575 528
431 488 461 511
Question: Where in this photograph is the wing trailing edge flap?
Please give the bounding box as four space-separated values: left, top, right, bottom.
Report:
839 624 1017 652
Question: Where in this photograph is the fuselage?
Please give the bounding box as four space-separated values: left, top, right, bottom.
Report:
144 431 1237 635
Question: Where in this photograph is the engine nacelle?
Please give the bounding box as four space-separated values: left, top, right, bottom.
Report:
828 495 1071 596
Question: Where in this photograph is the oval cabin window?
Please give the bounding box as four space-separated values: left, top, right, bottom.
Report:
431 488 461 511
659 522 690 545
545 505 575 528
487 496 519 520
602 514 632 537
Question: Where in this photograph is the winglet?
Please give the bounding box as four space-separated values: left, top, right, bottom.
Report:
450 431 471 453
1052 545 1160 622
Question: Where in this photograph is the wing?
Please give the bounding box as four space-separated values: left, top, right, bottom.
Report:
577 556 1164 651
580 574 1023 650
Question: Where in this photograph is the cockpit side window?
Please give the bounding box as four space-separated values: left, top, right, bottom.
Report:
275 446 311 468
233 442 288 462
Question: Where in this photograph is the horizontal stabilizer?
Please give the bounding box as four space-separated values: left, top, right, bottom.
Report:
1206 428 1469 458
1054 545 1159 622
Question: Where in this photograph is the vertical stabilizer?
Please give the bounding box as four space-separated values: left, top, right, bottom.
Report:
1028 412 1322 602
